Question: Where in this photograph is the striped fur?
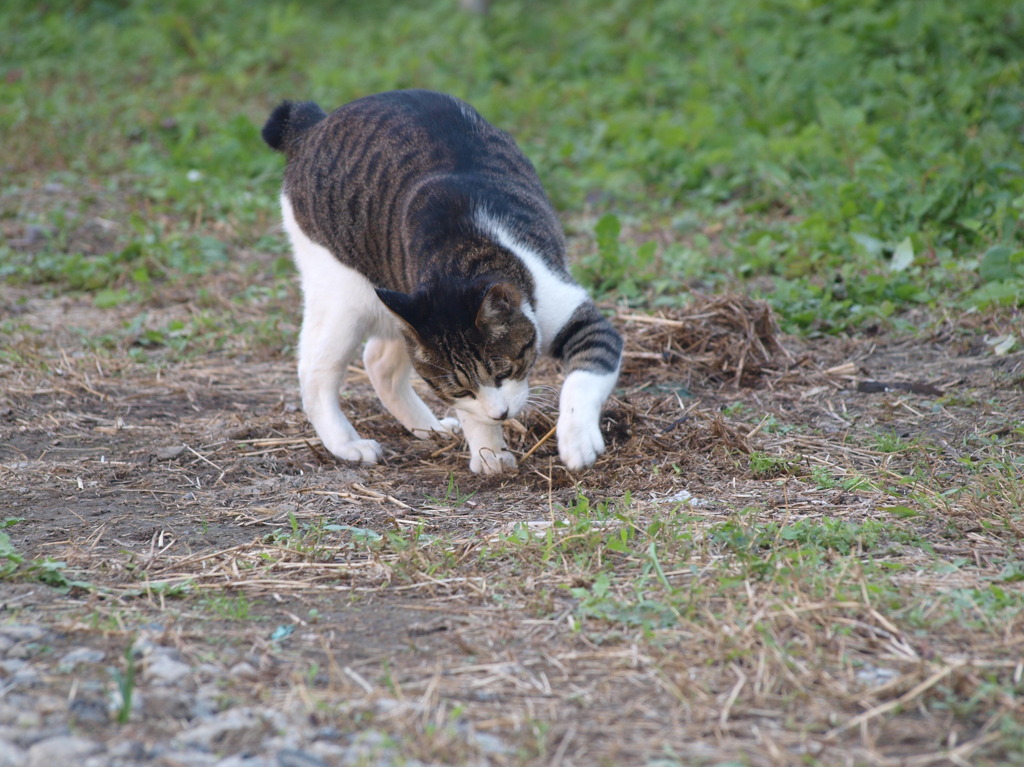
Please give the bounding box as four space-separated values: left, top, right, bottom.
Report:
264 90 622 473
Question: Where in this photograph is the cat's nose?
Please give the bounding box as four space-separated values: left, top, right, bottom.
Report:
486 406 509 421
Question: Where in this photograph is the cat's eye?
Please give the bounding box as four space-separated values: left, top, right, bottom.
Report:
451 389 475 400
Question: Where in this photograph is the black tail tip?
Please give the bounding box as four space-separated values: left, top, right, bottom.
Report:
261 100 327 152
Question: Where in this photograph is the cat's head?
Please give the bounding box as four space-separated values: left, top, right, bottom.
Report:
376 280 538 423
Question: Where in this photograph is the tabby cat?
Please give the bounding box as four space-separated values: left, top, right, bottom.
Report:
262 90 622 474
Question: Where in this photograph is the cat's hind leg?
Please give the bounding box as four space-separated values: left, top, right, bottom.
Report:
284 196 382 464
363 336 459 439
296 292 382 464
296 309 385 460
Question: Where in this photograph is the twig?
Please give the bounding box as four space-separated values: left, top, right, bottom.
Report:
548 723 577 767
343 666 374 694
745 414 772 439
521 424 558 462
719 665 748 727
185 444 225 472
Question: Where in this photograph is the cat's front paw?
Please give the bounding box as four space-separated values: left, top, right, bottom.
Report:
557 415 605 471
438 417 461 436
410 418 461 441
469 448 517 475
323 438 383 464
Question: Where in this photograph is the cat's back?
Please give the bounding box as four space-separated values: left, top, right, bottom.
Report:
288 89 519 187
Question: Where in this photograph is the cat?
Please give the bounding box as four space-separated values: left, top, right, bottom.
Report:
262 89 622 475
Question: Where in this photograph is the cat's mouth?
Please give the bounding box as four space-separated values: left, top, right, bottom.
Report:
455 381 528 424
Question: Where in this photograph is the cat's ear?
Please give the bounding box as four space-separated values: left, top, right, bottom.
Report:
475 282 522 337
376 288 425 335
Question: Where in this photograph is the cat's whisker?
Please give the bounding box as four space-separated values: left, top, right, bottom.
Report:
526 391 557 404
529 385 558 398
524 395 558 412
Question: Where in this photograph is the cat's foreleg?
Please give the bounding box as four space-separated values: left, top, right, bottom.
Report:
363 337 459 439
556 369 619 469
552 303 623 471
457 411 516 475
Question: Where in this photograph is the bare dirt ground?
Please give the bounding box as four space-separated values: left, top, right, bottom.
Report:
2 238 1024 764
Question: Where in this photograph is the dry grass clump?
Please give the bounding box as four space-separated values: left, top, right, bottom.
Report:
620 292 789 388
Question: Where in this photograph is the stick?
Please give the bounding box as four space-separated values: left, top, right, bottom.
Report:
521 424 558 462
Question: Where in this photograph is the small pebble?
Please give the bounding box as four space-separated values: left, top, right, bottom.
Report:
26 735 102 767
0 625 45 643
154 445 186 461
308 742 349 763
5 644 34 661
154 751 219 766
178 708 273 753
107 739 149 760
228 661 259 681
217 756 273 767
0 739 26 767
141 688 194 721
144 653 192 685
58 647 106 670
68 697 109 726
277 748 329 767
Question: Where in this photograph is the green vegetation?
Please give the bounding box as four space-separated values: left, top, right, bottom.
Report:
111 641 137 725
199 593 253 621
0 518 82 589
3 0 1022 335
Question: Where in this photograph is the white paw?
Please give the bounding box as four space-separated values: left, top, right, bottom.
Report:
323 438 383 464
410 417 461 441
469 448 517 475
557 414 605 471
438 416 461 435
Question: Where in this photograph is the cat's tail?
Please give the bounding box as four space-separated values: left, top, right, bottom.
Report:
262 100 327 154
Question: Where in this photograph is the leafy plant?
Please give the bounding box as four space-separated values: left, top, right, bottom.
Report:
0 530 24 579
1 523 84 589
573 214 658 300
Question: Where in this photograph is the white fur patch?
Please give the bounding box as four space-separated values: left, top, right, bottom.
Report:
475 212 587 354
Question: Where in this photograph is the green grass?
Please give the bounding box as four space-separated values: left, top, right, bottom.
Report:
199 593 253 621
111 641 137 725
3 0 1023 333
